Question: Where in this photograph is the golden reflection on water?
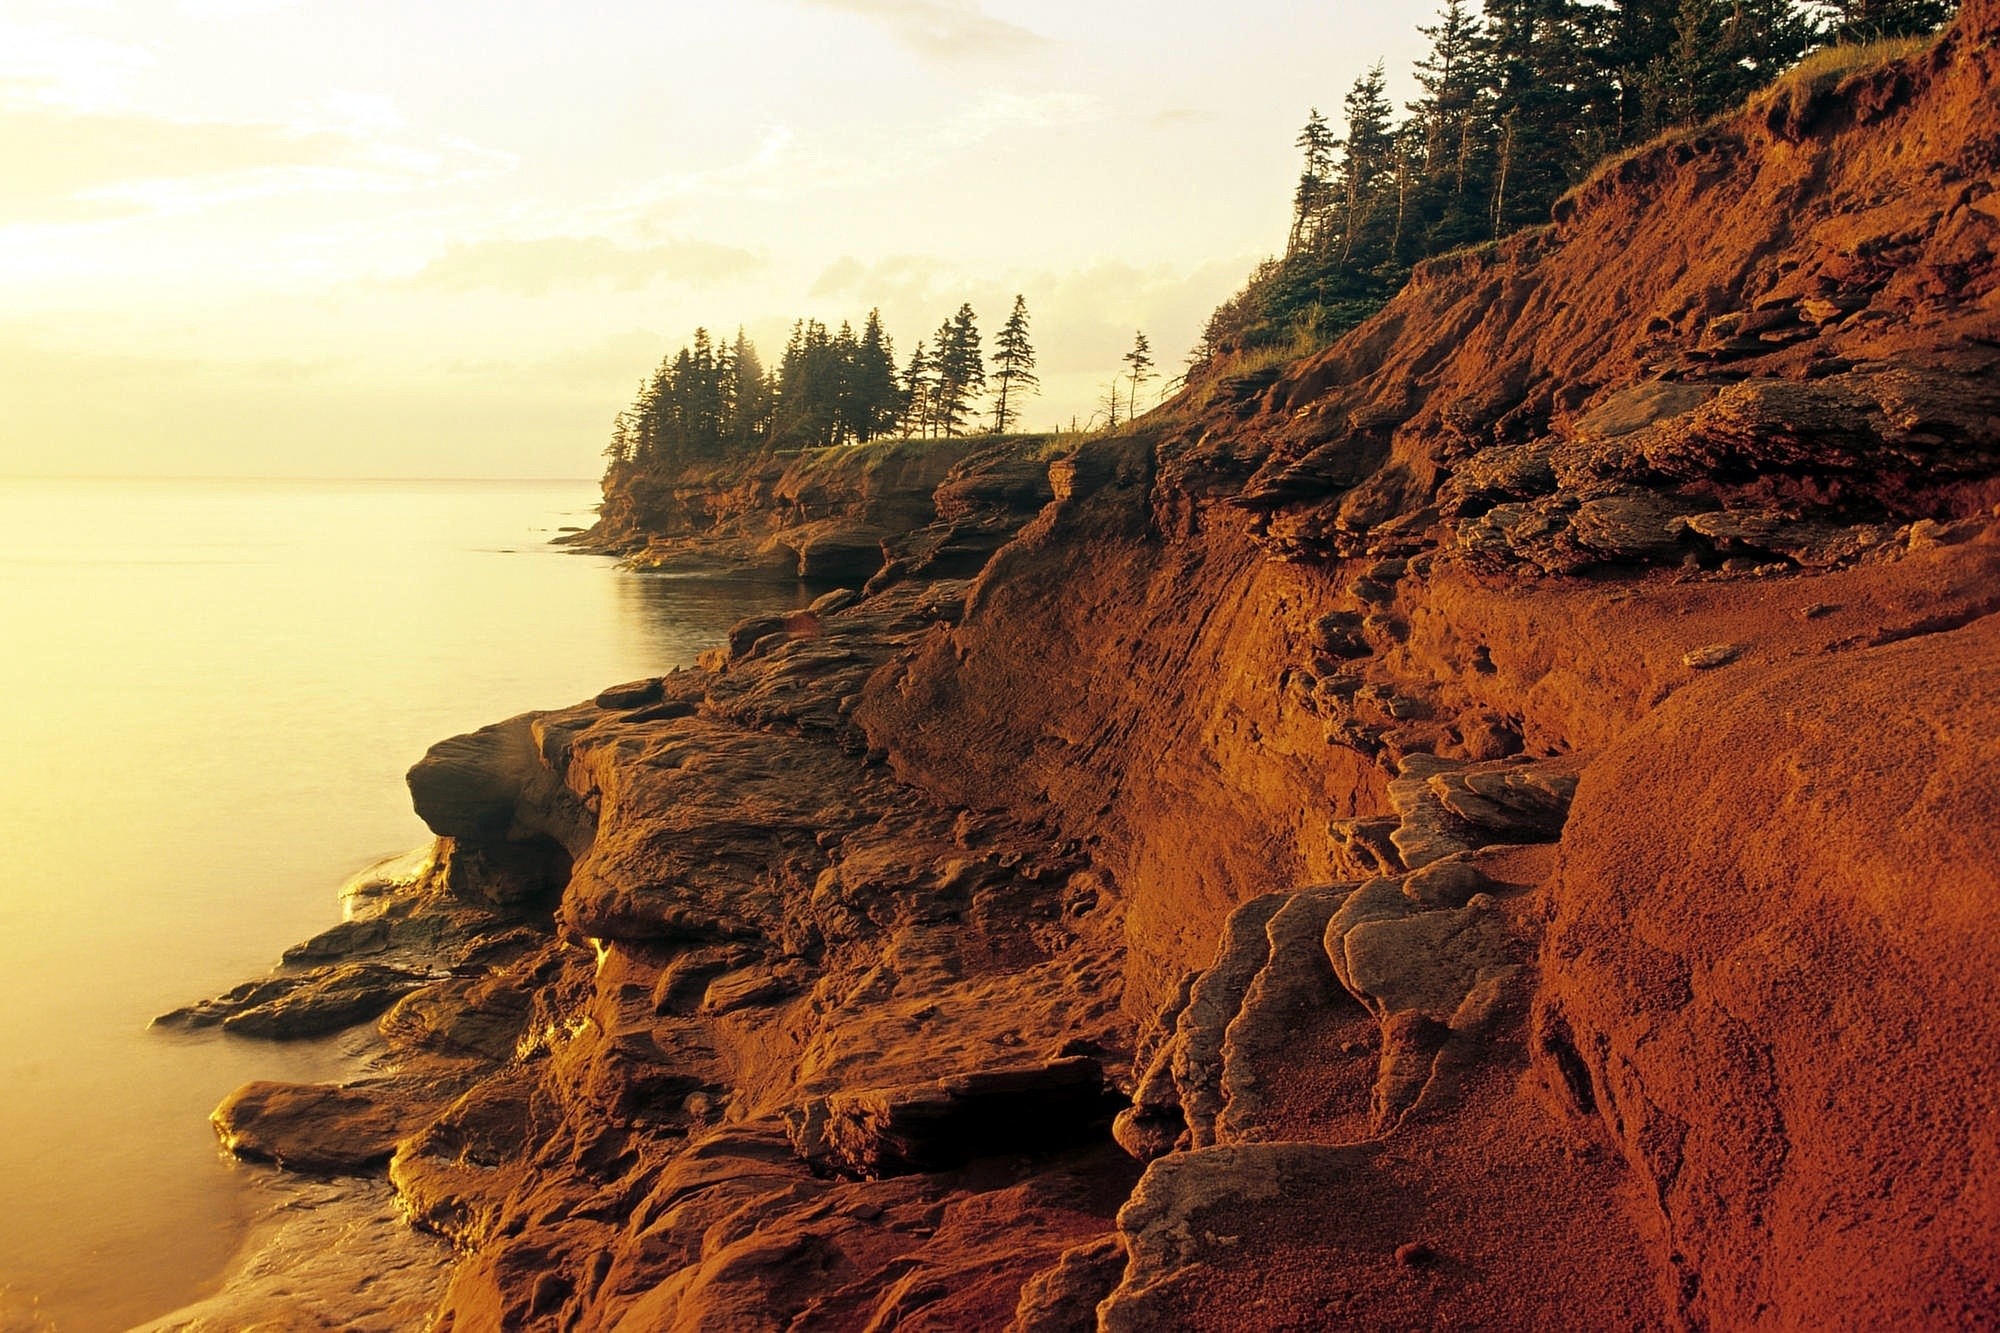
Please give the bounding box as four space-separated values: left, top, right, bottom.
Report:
0 478 803 1330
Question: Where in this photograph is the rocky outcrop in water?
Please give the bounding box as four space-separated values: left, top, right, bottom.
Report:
181 11 2000 1328
572 436 1053 584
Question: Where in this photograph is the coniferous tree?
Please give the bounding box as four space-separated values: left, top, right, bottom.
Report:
1823 0 1953 41
1290 109 1338 252
1408 0 1494 252
989 295 1040 434
901 340 935 438
1192 0 1954 370
829 321 862 444
853 309 900 442
1335 63 1397 265
605 409 637 466
932 304 985 437
726 328 772 449
1123 331 1155 420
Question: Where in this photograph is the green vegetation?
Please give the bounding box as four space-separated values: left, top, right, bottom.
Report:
604 0 1958 481
989 296 1040 435
605 296 1054 476
1193 0 1957 367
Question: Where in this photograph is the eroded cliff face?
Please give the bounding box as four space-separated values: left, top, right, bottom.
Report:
189 12 1999 1330
579 437 1053 585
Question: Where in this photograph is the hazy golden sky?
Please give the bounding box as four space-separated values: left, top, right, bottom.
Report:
1 0 1433 478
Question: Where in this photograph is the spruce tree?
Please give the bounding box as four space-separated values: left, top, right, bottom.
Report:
901 340 934 438
1824 0 1954 41
1335 63 1397 266
853 309 900 442
1481 0 1600 235
1123 331 1155 420
1290 109 1338 252
727 328 771 450
1409 0 1493 252
989 295 1039 434
932 304 985 438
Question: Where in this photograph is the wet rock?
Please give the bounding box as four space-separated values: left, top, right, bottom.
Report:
594 678 664 709
281 915 393 963
808 587 858 616
726 610 797 659
158 963 436 1039
213 1078 454 1174
379 972 534 1063
133 1177 450 1331
406 717 542 840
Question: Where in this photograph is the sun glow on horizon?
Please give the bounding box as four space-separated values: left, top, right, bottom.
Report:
0 0 1435 479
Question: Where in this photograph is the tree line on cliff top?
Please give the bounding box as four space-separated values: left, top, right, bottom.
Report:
1196 0 1956 360
603 297 1165 472
605 297 1056 470
608 0 1954 475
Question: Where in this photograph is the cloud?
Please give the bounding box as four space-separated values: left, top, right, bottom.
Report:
0 105 343 222
808 253 955 309
0 95 514 225
1149 107 1214 129
407 236 765 296
797 0 1049 60
440 330 671 384
177 0 305 17
0 22 156 112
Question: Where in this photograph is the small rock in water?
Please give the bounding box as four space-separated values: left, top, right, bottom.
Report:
1682 643 1741 669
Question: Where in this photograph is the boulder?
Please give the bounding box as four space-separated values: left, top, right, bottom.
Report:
213 1079 451 1173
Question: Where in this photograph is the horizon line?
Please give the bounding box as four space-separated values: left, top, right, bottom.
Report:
0 473 604 485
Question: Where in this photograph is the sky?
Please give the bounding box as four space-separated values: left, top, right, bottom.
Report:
0 0 1439 479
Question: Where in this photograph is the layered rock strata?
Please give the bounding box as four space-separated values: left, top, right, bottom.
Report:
187 13 2000 1330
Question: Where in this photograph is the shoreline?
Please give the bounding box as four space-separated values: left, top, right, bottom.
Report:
171 15 2000 1323
136 1174 451 1333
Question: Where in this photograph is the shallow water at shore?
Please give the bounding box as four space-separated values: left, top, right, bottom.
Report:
0 478 804 1330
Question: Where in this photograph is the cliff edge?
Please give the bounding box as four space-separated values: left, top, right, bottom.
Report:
186 10 2000 1329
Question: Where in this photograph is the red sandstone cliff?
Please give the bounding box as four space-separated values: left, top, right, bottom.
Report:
186 10 2000 1329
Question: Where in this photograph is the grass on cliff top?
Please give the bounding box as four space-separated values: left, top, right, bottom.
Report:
1559 32 1937 208
1754 32 1933 119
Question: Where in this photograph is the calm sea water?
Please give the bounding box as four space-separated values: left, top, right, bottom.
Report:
0 478 803 1331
